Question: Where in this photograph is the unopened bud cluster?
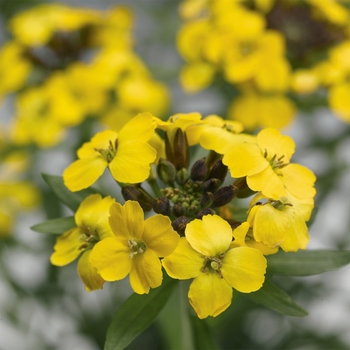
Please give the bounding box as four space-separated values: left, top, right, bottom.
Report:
121 128 239 235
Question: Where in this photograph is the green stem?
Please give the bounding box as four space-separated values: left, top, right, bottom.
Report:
179 281 196 350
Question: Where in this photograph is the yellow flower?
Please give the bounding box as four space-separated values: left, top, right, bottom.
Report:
228 93 296 131
0 41 31 96
162 215 266 319
247 192 314 252
63 113 157 191
50 194 115 291
223 128 316 199
90 200 180 294
9 4 100 46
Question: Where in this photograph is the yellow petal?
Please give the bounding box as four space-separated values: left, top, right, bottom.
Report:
118 112 156 144
186 215 232 256
75 194 115 236
281 164 316 199
162 238 203 279
223 143 268 178
256 128 295 162
200 127 242 154
188 272 232 319
89 237 132 281
63 156 107 192
129 250 162 294
142 215 180 257
109 201 144 239
77 250 105 292
247 166 286 199
250 204 289 247
108 140 156 183
230 222 249 248
50 227 82 266
279 214 309 252
222 246 266 292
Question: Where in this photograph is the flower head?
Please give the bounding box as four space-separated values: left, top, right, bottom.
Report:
63 112 157 191
223 128 316 199
90 200 180 294
50 194 115 291
162 214 266 318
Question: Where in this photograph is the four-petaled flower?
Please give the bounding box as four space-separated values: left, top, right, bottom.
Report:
50 194 115 291
162 214 267 318
223 128 316 199
63 112 157 191
90 200 180 294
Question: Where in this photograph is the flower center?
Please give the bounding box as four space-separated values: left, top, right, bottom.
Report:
201 254 225 278
78 226 99 251
128 238 146 259
94 139 118 164
264 150 289 169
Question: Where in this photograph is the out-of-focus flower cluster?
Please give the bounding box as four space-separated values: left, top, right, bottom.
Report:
0 130 40 237
177 0 350 128
0 4 169 148
49 112 316 319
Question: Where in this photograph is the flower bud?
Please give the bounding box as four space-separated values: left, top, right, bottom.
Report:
164 132 174 164
206 158 228 183
172 202 186 217
212 185 239 207
121 186 153 211
203 178 221 193
152 197 171 216
173 128 189 170
172 216 191 236
190 157 207 181
157 158 176 185
200 192 214 208
176 168 189 185
196 208 215 219
233 177 256 198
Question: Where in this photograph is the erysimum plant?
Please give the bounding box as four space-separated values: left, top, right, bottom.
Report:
32 112 350 350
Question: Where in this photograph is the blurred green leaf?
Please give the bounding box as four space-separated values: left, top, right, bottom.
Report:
267 250 350 276
30 216 75 234
104 276 177 350
245 279 308 317
42 173 97 212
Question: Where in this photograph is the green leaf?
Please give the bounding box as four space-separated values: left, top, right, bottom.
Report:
104 276 177 350
42 174 98 212
245 279 308 317
267 250 350 276
30 216 76 235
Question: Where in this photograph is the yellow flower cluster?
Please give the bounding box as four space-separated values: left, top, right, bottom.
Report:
0 131 40 237
0 4 169 148
177 0 350 128
51 112 316 318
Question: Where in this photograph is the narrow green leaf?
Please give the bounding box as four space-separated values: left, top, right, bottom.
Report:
267 250 350 276
245 279 308 317
42 174 97 212
30 216 76 235
104 276 177 350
